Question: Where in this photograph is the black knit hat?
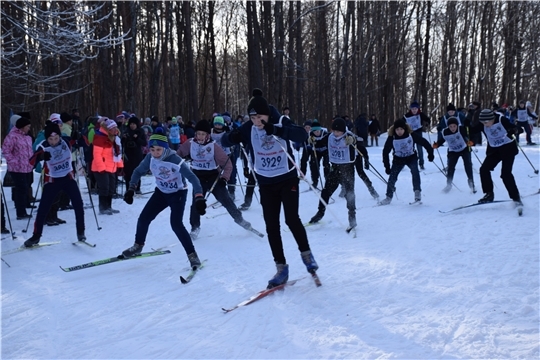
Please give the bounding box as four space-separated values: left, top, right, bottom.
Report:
331 118 347 132
194 120 211 134
128 116 140 127
446 117 459 126
44 123 62 139
60 112 72 123
393 119 407 130
15 117 31 129
303 120 313 127
479 109 495 123
446 103 456 111
247 88 270 116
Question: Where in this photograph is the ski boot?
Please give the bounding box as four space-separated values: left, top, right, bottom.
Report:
309 209 325 224
368 186 379 200
77 232 87 242
24 233 41 247
122 243 144 258
414 190 422 202
267 264 289 289
190 227 201 240
300 250 319 272
378 196 392 206
468 179 477 194
478 192 494 203
187 251 202 270
442 184 452 193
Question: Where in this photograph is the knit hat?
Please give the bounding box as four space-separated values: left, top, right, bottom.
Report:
102 119 118 130
49 113 62 125
222 115 231 124
128 116 140 127
303 120 313 127
311 120 322 131
60 112 72 123
171 117 178 124
213 116 225 126
331 118 347 132
247 88 270 116
148 127 169 148
479 109 495 123
393 119 407 130
410 101 420 109
15 117 31 129
446 117 459 126
195 120 212 134
44 123 61 139
446 103 456 111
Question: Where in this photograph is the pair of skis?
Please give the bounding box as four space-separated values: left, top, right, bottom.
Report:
1 239 96 256
222 270 322 313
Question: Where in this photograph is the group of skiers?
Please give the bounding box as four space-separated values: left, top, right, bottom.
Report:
3 93 536 290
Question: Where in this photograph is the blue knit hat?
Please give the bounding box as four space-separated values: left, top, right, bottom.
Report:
410 101 420 109
148 127 169 148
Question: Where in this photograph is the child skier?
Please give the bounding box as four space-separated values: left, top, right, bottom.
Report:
177 120 254 240
469 109 523 206
379 119 434 205
306 120 330 189
432 117 476 193
222 88 319 289
308 118 358 231
24 123 86 247
121 128 206 269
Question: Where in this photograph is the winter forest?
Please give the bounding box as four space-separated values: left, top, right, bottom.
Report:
1 0 540 134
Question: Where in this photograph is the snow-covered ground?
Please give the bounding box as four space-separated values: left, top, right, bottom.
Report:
2 129 539 359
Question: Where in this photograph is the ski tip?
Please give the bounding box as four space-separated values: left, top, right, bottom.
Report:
180 276 188 284
59 265 69 272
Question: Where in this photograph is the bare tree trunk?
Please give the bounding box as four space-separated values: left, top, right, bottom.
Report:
183 1 199 122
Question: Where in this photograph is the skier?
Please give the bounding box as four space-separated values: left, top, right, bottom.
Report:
177 120 253 240
306 120 330 189
308 118 358 231
432 117 476 193
222 88 319 289
512 100 537 145
468 109 523 206
403 101 431 170
379 119 435 205
23 122 86 247
368 114 381 147
121 127 206 269
436 103 465 143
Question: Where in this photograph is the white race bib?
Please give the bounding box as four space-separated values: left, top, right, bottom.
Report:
251 126 289 177
46 141 72 177
150 158 184 194
190 140 218 171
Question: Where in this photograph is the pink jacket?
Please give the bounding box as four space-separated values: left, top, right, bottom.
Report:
1 127 34 173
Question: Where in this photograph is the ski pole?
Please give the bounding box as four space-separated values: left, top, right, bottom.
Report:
239 144 260 204
22 170 43 233
205 152 233 200
312 147 325 189
82 170 102 231
514 135 539 174
352 146 388 185
431 161 461 192
1 257 10 267
0 179 16 240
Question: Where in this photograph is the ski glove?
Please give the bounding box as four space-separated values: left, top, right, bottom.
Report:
385 166 391 175
432 142 439 149
345 135 356 146
43 152 52 161
428 153 435 162
308 136 316 145
228 129 243 144
194 195 207 215
218 178 228 187
123 188 135 205
262 120 275 136
243 167 250 178
364 158 370 170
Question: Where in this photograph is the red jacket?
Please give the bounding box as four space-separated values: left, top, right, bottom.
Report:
91 131 120 173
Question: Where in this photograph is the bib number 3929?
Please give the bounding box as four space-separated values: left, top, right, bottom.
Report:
261 156 282 168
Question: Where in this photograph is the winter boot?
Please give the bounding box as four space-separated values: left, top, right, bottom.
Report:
378 196 392 206
238 197 252 211
122 243 144 258
414 190 422 202
442 183 452 193
300 250 319 272
24 233 41 247
309 209 325 224
267 263 289 289
367 185 379 200
77 232 86 242
187 251 202 270
478 192 494 203
45 211 59 226
108 195 120 214
468 179 477 194
190 227 201 240
99 196 113 215
1 227 10 234
228 186 236 201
